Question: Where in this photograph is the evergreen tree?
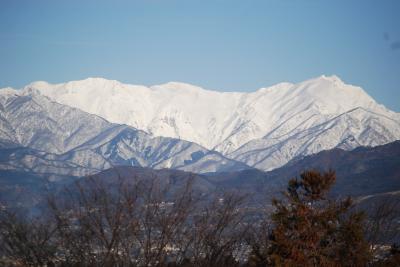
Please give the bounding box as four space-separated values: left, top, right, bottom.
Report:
267 170 371 266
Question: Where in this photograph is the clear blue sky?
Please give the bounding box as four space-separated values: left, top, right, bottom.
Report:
1 0 399 111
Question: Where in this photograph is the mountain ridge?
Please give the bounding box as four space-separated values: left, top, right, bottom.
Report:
0 93 250 175
1 75 399 171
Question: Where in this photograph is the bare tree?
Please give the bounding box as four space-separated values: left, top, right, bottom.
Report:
1 169 398 266
246 217 271 267
47 175 144 266
132 176 198 266
46 173 203 266
0 210 57 266
364 198 400 247
184 192 248 267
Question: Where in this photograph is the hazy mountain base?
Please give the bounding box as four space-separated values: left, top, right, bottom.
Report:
1 141 399 214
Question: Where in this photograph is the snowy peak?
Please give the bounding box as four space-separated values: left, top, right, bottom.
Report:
29 77 121 89
0 87 20 96
152 81 208 92
285 75 376 112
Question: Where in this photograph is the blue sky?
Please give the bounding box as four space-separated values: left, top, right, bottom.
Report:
1 0 399 111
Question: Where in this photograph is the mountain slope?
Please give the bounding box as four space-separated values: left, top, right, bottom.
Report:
18 75 400 171
207 141 400 200
230 107 400 170
264 140 400 197
0 92 250 175
0 89 114 154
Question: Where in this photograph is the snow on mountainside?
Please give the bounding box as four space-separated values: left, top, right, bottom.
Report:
231 107 400 170
0 92 250 176
15 75 400 171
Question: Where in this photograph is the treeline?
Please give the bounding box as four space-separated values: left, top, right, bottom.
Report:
0 170 399 266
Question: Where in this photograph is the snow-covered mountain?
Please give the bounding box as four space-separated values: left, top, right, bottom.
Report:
0 91 250 176
231 107 400 170
14 75 399 171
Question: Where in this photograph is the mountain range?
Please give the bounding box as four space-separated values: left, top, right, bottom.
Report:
2 75 399 174
0 92 248 180
0 74 399 205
